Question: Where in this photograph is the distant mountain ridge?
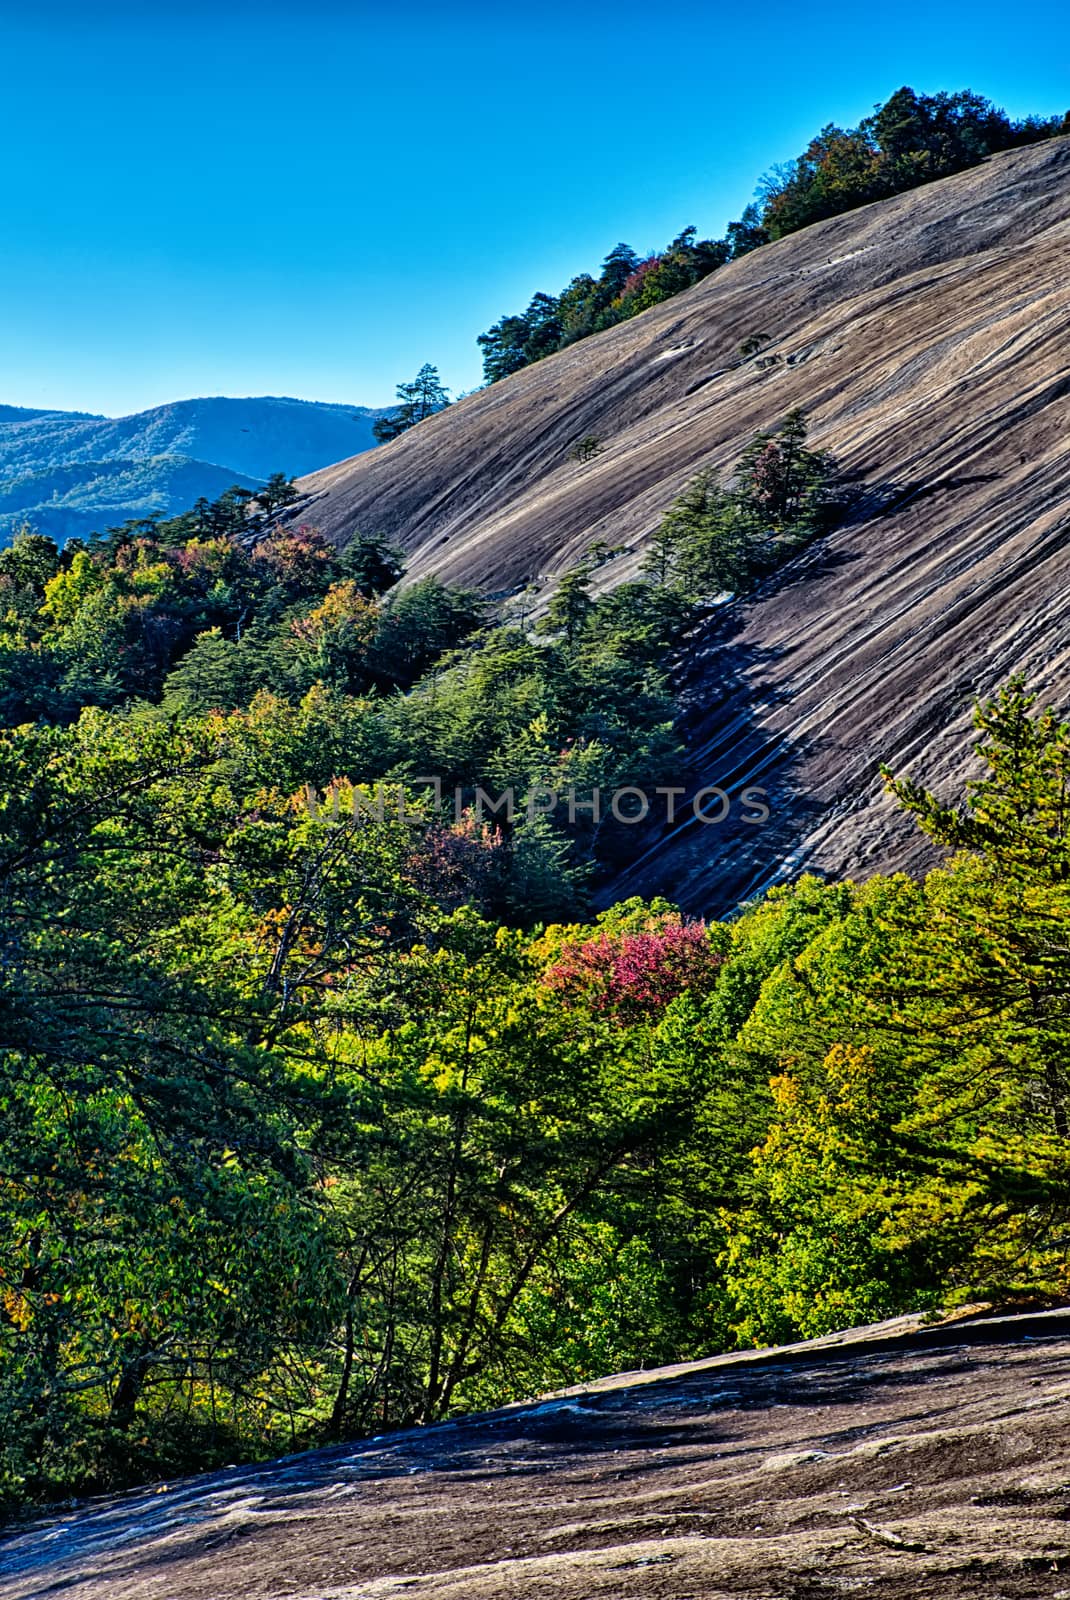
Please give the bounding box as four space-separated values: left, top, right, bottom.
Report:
0 395 388 543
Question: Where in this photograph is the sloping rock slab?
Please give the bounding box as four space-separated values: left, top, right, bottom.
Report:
3 1308 1070 1599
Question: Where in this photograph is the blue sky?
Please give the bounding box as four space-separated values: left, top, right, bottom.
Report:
3 0 1067 416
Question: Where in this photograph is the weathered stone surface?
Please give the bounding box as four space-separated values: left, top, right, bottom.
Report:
3 1309 1069 1599
293 137 1070 912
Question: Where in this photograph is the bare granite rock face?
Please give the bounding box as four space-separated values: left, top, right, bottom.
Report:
290 137 1070 913
3 1308 1069 1599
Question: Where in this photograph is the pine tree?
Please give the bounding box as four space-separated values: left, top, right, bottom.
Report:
373 364 451 443
258 471 299 517
884 678 1070 884
546 564 594 644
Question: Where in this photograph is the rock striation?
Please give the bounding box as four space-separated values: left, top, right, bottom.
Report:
3 1308 1069 1599
295 138 1070 910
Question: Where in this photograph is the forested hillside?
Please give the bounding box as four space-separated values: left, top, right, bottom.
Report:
3 85 1070 1526
2 421 1069 1507
0 397 388 545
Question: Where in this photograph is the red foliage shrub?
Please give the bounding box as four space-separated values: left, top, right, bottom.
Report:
544 914 721 1018
619 255 661 298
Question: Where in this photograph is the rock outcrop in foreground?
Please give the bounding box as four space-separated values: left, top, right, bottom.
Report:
3 1308 1069 1599
294 137 1070 912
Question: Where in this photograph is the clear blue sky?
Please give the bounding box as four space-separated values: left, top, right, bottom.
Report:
4 0 1067 417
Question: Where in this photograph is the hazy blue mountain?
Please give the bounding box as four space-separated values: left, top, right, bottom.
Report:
0 395 388 543
0 404 102 425
0 457 264 544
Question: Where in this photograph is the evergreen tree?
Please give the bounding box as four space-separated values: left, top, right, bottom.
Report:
596 242 641 303
161 626 251 712
546 563 594 644
258 471 300 517
373 364 451 442
884 677 1070 884
334 533 404 598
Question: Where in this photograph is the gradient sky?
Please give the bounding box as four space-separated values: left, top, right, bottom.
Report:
3 0 1067 417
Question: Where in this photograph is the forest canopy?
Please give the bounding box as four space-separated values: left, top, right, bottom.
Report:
2 421 1069 1509
4 671 1070 1508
